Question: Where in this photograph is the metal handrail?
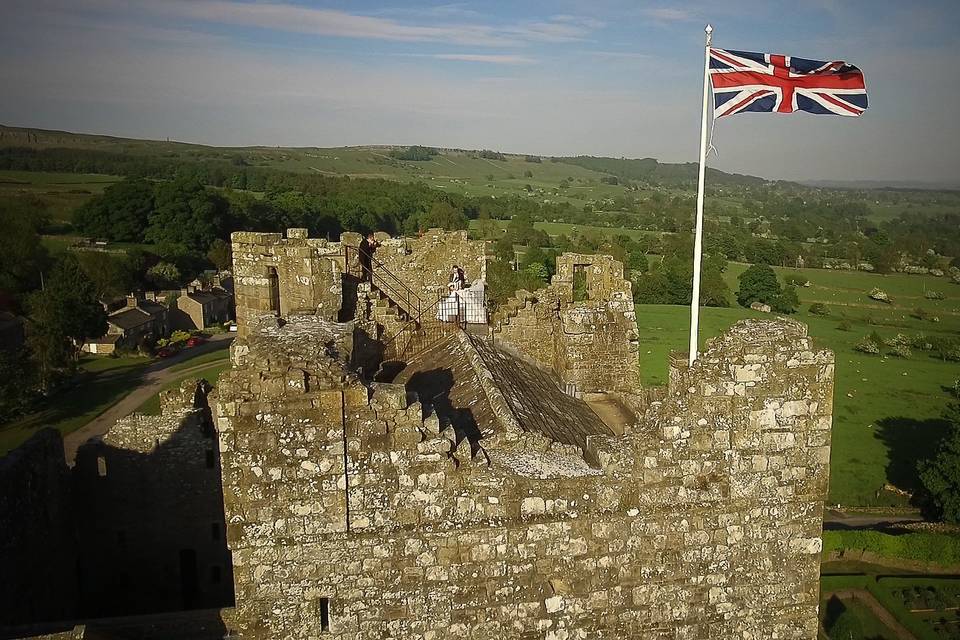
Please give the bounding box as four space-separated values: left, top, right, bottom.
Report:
344 245 424 322
381 294 451 361
382 287 487 361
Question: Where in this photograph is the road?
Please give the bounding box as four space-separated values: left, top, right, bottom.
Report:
63 334 233 464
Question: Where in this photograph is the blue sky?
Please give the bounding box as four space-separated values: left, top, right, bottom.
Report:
1 0 958 182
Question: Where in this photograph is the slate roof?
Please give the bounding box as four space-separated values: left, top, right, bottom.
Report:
185 289 231 306
396 333 613 450
108 302 165 331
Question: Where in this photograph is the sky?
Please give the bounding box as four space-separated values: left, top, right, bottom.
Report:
1 0 958 183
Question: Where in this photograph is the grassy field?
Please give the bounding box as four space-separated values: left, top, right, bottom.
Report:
0 355 152 455
469 218 665 241
820 574 960 640
168 349 229 372
821 595 900 640
637 265 960 507
0 170 121 221
135 362 231 415
0 347 231 455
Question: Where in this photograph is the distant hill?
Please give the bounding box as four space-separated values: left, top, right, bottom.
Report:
0 124 780 191
802 178 960 191
554 155 776 188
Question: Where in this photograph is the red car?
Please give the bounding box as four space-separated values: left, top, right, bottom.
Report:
186 337 206 347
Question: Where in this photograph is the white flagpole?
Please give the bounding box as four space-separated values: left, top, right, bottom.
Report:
688 24 713 367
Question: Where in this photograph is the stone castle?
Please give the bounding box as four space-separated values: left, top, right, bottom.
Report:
0 229 834 640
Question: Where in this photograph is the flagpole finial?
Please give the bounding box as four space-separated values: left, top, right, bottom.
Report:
705 24 713 45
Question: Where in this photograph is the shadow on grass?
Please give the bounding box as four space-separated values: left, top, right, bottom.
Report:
0 364 150 455
874 415 951 497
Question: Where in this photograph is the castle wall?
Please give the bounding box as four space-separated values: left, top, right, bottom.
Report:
0 429 78 627
493 253 641 396
72 382 234 618
217 316 832 639
374 229 487 306
231 229 343 337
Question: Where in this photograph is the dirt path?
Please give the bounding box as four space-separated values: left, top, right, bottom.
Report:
62 336 232 464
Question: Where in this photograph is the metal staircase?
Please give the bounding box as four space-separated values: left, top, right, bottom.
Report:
344 246 460 362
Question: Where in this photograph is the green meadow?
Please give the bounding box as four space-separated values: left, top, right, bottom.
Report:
0 170 121 221
637 265 960 508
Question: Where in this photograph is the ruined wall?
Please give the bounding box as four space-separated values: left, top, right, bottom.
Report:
72 381 234 618
217 316 832 639
375 229 487 305
493 253 641 396
0 429 77 627
232 229 344 337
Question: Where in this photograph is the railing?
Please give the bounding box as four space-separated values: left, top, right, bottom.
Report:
344 245 424 322
382 287 488 361
342 245 487 362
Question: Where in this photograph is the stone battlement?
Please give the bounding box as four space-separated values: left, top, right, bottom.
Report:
216 305 833 639
2 230 834 640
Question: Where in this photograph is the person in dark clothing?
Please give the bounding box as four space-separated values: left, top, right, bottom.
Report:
358 232 378 282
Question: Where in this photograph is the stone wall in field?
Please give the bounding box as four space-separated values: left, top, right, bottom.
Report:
492 252 642 397
216 313 833 640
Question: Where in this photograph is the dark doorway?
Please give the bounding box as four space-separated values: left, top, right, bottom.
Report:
179 548 198 609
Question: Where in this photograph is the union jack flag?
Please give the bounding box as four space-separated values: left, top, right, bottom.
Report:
709 48 868 118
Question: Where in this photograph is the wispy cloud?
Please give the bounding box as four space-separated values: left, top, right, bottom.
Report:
583 50 651 60
433 53 537 64
644 7 695 22
122 1 601 47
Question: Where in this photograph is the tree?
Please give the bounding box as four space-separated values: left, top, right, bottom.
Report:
146 261 182 289
627 246 649 273
146 178 228 254
0 348 36 421
77 251 136 299
206 238 233 272
476 211 499 240
412 201 468 232
918 385 960 522
524 262 549 285
771 284 799 314
737 264 782 308
26 254 107 384
73 178 155 242
0 200 49 307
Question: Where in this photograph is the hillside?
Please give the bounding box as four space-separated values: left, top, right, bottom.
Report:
0 124 778 198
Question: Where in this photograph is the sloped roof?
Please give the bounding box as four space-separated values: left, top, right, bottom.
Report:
108 304 164 330
396 333 612 450
185 289 231 306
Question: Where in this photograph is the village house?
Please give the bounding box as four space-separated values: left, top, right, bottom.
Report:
83 293 168 355
171 281 233 331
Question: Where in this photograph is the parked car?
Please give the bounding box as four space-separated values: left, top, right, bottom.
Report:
156 347 176 358
186 336 206 347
